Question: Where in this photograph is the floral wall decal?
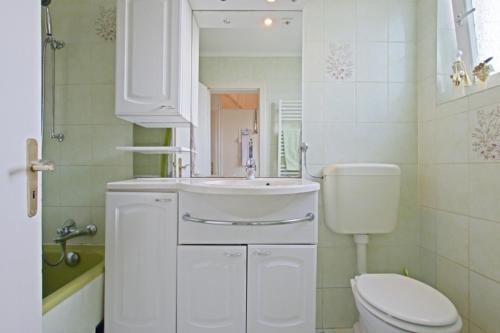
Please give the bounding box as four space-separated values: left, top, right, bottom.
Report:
326 43 354 80
472 105 500 160
95 6 116 41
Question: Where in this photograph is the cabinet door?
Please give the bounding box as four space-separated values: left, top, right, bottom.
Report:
105 192 177 333
247 245 317 333
177 246 247 333
116 0 179 115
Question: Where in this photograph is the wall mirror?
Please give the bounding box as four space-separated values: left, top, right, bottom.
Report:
190 10 302 178
437 0 500 104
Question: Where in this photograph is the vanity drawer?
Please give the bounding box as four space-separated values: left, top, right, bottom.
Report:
178 192 318 244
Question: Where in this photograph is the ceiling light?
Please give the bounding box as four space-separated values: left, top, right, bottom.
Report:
223 17 231 24
264 18 273 26
267 0 276 2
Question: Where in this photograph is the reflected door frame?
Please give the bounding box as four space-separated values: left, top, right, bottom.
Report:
210 87 268 177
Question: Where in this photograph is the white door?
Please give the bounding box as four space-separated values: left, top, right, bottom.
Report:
247 245 317 333
116 0 180 115
105 192 177 333
177 246 247 333
0 2 42 332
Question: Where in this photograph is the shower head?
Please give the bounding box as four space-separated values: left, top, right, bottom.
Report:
42 0 51 6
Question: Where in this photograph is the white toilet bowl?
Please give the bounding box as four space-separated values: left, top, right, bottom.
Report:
351 274 462 333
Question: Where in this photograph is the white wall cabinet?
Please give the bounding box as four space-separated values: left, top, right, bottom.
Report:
177 246 247 333
247 245 317 333
115 0 195 127
177 245 316 333
105 192 177 333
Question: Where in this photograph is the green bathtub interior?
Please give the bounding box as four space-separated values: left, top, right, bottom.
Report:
42 245 104 314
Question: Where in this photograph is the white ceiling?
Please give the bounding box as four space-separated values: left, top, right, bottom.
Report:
189 0 304 11
195 11 302 57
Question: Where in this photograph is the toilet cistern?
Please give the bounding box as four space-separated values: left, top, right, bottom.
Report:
322 163 401 274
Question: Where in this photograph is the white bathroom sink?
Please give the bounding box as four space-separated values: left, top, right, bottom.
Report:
186 178 320 195
107 177 320 195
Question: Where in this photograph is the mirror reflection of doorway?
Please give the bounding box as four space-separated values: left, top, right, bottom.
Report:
211 90 260 177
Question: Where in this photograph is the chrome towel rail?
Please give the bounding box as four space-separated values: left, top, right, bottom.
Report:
182 213 315 226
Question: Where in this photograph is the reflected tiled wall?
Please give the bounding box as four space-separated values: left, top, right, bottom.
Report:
303 0 418 329
418 1 500 332
199 56 302 177
42 0 132 245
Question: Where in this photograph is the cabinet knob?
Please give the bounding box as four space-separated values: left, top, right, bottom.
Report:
254 250 272 256
224 251 242 257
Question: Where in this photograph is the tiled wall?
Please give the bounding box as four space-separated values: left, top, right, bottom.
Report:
199 56 302 177
418 1 500 332
42 0 132 245
303 0 418 329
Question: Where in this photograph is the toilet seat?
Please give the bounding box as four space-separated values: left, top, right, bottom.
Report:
352 274 462 333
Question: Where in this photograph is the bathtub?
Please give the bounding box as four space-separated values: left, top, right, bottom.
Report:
42 245 104 333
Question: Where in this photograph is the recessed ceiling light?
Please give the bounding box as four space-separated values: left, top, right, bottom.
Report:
267 0 276 2
264 18 273 26
223 17 231 24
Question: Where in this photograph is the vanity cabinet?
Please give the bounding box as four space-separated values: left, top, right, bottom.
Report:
105 192 177 333
105 187 318 333
177 245 316 333
115 0 194 127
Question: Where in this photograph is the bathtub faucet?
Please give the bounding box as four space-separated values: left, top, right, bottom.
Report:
55 219 97 243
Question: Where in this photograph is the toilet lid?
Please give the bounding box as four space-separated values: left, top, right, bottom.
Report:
356 274 458 327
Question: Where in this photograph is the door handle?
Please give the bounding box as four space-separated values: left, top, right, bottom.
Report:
30 160 55 172
27 139 55 217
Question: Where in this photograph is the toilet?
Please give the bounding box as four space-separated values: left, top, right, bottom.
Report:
322 164 462 333
351 274 462 333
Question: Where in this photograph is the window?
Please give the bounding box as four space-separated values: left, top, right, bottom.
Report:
470 0 500 72
454 0 500 74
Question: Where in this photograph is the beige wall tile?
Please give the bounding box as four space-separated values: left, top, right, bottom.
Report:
470 272 500 333
468 86 500 110
436 211 469 266
322 288 357 329
436 256 469 319
316 289 323 329
434 164 469 215
470 218 500 283
469 164 500 223
420 207 437 251
419 248 437 287
319 247 357 288
388 0 416 42
434 113 469 163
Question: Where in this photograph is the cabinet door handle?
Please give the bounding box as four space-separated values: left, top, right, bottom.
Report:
254 250 272 256
160 105 174 110
224 251 242 257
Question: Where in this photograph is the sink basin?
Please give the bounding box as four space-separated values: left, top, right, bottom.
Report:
107 178 320 195
185 178 320 195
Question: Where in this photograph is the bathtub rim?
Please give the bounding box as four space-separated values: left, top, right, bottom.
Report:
42 245 104 314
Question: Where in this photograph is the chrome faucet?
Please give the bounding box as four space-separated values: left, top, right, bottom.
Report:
245 138 257 180
55 219 97 243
